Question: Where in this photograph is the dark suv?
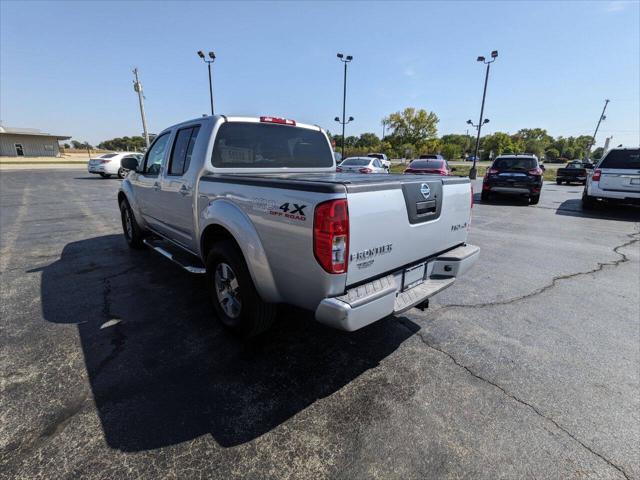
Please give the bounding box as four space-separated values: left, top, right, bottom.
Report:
481 155 544 204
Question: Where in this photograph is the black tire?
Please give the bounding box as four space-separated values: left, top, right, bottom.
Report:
529 194 540 205
480 191 490 202
582 191 597 210
117 167 128 179
99 173 111 178
206 240 276 336
556 179 562 185
119 199 145 249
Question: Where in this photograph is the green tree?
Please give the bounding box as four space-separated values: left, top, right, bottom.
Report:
441 143 461 160
385 107 439 146
591 147 604 160
355 132 380 149
545 148 560 161
481 132 515 160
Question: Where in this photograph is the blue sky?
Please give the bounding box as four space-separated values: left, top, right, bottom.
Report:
1 1 639 147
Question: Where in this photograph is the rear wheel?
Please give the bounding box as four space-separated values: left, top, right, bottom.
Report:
556 179 562 185
119 199 144 249
582 191 597 210
529 194 540 205
206 240 276 337
99 173 111 178
480 191 490 202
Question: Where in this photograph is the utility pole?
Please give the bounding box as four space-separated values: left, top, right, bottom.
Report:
133 68 150 149
586 99 610 159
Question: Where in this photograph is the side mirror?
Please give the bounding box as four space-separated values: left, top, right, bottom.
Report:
540 164 546 171
121 157 140 171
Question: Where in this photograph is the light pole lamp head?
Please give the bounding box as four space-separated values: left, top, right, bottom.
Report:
337 53 344 59
334 117 341 122
466 119 473 125
491 50 498 58
208 51 216 60
197 51 205 59
348 116 354 122
477 56 485 62
483 118 490 124
346 55 353 61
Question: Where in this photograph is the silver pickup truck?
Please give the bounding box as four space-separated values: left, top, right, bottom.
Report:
118 115 479 335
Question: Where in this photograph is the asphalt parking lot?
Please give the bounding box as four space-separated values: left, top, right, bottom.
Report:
1 169 638 479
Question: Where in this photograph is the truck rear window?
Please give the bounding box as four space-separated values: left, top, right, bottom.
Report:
599 149 640 169
212 122 333 168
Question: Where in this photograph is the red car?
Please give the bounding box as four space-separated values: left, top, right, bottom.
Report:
404 159 453 175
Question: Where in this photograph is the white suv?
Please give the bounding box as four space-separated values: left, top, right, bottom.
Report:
582 147 640 209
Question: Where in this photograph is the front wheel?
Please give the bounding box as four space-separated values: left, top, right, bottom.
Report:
117 167 128 179
119 200 144 249
99 173 111 178
206 240 276 337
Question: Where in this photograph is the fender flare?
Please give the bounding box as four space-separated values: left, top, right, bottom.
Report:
118 181 146 229
200 199 281 303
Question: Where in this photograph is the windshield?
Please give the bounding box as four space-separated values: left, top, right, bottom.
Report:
410 160 444 169
599 149 640 169
493 157 537 170
567 162 583 169
212 122 333 168
341 158 370 166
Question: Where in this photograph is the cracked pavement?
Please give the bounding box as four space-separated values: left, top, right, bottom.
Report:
1 170 639 479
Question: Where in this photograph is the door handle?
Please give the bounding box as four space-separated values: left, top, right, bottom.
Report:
179 185 191 196
153 182 161 191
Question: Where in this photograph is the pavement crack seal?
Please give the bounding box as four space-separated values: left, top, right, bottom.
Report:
396 318 632 480
445 231 640 309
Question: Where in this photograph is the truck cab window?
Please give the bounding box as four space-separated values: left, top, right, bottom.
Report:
168 126 201 176
144 133 171 176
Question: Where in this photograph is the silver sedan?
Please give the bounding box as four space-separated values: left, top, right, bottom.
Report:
337 157 389 174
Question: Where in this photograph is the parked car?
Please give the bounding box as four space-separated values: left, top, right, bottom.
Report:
556 160 589 185
118 115 479 336
404 159 453 176
582 147 640 209
337 156 388 174
481 154 543 204
466 155 478 162
88 152 142 179
366 153 390 169
419 154 445 161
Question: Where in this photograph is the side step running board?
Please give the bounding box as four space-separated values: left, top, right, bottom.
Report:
143 238 206 274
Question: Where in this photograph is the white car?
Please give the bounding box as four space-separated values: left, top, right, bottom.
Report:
88 152 142 179
367 153 391 168
582 147 640 209
337 156 389 174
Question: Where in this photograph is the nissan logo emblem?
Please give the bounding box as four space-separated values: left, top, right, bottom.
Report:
420 183 431 200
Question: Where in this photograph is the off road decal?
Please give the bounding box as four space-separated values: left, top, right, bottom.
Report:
252 198 308 222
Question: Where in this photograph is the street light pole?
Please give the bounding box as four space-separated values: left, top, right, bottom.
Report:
470 50 498 179
197 51 216 115
335 53 353 159
132 68 150 149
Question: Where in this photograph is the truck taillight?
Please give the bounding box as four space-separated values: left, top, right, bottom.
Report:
470 186 474 208
259 116 296 126
314 199 349 274
592 169 601 181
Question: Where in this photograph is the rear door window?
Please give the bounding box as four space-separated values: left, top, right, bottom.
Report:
168 125 201 175
212 122 333 168
599 149 640 169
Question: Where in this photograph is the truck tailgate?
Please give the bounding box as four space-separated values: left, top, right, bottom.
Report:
346 177 471 286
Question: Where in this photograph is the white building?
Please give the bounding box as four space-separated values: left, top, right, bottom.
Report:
0 125 71 157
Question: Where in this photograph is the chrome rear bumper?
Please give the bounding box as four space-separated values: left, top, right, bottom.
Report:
315 244 480 331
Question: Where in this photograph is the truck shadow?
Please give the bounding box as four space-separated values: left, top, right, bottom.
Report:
37 234 418 451
555 199 640 222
